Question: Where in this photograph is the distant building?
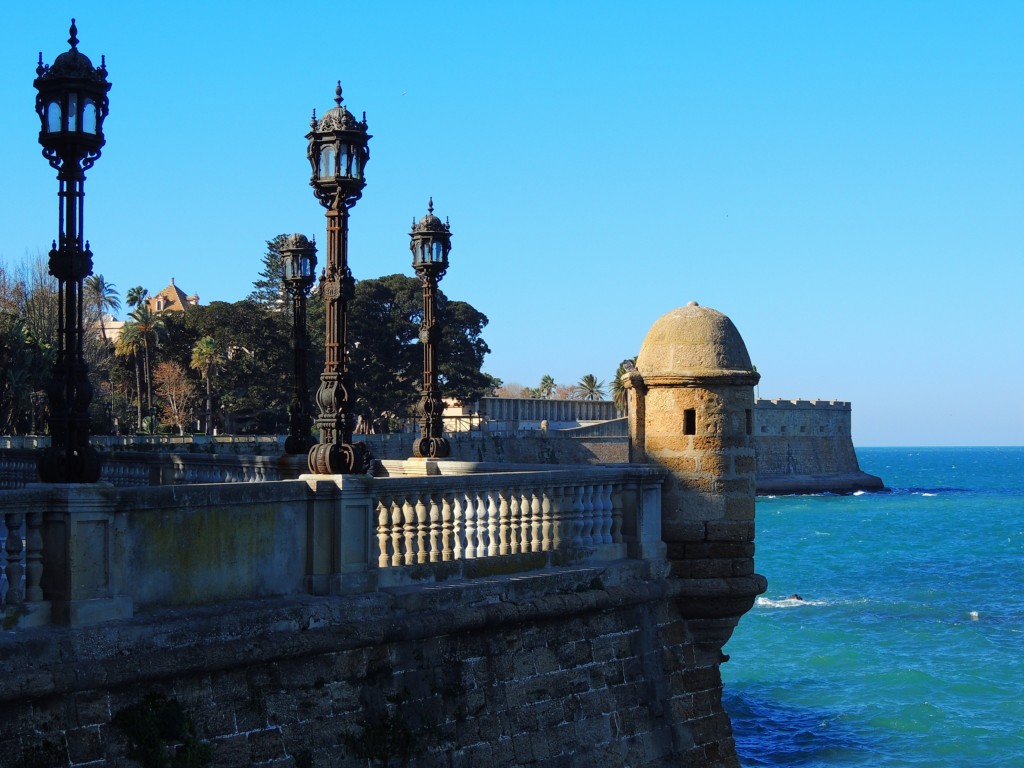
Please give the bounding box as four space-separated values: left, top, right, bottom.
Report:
146 278 199 314
101 278 200 344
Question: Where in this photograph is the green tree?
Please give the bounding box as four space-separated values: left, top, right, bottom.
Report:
129 304 167 425
611 357 636 415
248 234 290 309
0 314 35 433
438 299 493 407
348 275 421 432
347 274 493 433
190 336 220 435
114 323 145 430
0 255 57 433
84 274 120 342
576 373 606 401
177 300 291 433
538 374 556 399
126 285 148 311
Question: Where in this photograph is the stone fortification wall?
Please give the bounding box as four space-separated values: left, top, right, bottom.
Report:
752 399 883 493
0 407 879 494
352 431 627 466
0 562 750 767
477 397 618 431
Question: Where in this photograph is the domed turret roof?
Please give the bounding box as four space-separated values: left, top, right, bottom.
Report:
637 302 757 382
36 19 108 84
283 233 314 250
412 198 449 235
314 81 364 132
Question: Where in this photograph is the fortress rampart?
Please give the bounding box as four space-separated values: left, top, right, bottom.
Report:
0 396 882 495
751 399 883 493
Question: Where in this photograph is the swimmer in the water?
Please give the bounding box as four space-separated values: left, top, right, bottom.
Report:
787 594 803 601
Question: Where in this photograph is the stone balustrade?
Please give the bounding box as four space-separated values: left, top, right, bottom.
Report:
0 448 303 490
372 470 638 571
0 464 666 627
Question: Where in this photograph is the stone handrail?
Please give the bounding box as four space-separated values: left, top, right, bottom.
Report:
1 464 667 627
0 448 304 489
373 471 624 568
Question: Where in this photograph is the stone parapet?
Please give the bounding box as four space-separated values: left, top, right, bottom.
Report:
1 465 667 627
0 562 758 767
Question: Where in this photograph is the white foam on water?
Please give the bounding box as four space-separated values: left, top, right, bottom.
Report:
757 596 828 609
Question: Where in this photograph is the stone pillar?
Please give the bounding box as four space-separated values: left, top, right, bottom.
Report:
37 483 133 626
301 474 378 595
632 302 766 618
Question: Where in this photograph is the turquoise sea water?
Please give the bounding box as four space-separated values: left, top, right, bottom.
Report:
723 447 1024 767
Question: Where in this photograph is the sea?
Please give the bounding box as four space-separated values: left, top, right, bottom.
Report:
723 446 1024 768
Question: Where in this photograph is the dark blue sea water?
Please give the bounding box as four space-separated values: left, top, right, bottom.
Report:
723 447 1024 768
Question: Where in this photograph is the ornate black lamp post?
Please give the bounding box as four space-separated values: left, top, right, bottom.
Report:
410 199 452 459
33 19 110 483
280 234 317 455
305 81 371 474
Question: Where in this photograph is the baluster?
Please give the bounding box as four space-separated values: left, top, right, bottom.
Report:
610 483 624 544
443 493 456 562
521 490 533 553
4 512 24 607
581 484 595 547
391 495 405 566
540 487 553 551
377 495 392 567
498 490 511 555
518 490 530 554
415 494 429 564
530 490 543 552
479 490 493 557
549 486 565 550
515 489 527 554
568 486 585 548
505 489 520 557
600 483 615 544
427 493 441 563
486 491 499 557
403 495 418 566
24 510 44 602
462 491 477 559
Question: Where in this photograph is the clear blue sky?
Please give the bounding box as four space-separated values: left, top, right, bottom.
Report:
2 2 1021 446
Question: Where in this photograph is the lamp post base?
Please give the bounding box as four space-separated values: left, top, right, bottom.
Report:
415 437 450 459
308 441 369 475
38 445 102 484
284 434 315 455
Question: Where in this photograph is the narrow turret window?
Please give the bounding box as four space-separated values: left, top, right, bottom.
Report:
746 409 752 435
683 409 696 436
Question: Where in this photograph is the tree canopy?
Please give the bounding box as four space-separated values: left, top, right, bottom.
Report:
348 274 492 432
0 245 493 437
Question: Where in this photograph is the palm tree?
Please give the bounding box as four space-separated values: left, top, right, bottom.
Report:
114 323 144 429
129 304 166 425
125 285 148 311
538 374 556 399
611 358 636 415
190 336 220 435
84 274 120 342
576 374 606 401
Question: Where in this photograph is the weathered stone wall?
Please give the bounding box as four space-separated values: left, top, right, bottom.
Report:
752 399 883 493
641 383 757 581
361 432 628 466
0 563 748 767
476 397 619 430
